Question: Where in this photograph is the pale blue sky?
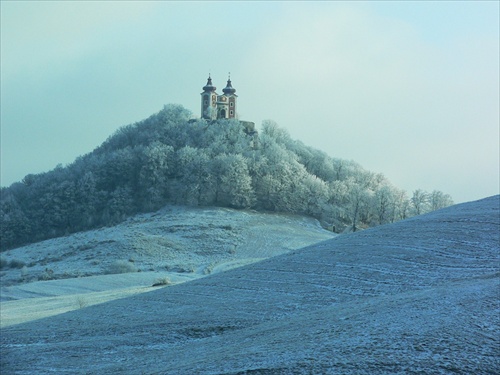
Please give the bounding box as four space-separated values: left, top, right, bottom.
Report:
1 1 498 203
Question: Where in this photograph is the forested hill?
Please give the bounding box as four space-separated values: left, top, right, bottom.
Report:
0 104 452 250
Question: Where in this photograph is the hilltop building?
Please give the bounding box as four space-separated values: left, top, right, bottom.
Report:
201 75 238 120
199 75 256 136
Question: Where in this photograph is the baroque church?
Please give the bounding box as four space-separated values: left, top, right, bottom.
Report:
201 75 238 120
199 74 256 136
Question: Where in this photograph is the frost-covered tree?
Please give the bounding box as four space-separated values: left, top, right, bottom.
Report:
429 190 453 211
139 142 174 210
372 185 395 225
347 182 371 232
298 174 329 217
0 104 454 250
0 188 32 249
102 186 135 224
213 154 255 208
261 120 291 146
174 146 213 205
411 189 429 216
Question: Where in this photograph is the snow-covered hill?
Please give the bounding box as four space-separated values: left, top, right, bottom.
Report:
1 196 499 374
0 206 334 325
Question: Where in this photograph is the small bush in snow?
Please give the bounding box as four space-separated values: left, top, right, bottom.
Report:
106 260 137 274
152 277 172 287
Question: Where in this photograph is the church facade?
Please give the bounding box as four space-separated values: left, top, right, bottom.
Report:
200 75 237 120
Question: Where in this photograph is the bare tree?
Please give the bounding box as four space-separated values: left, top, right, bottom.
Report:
411 189 429 216
429 190 453 211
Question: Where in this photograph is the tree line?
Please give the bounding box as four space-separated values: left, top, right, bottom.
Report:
0 104 453 250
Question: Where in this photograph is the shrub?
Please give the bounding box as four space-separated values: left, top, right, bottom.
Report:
0 257 7 269
106 260 137 274
152 277 172 287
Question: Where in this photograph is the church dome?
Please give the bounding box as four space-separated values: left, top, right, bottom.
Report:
202 76 216 92
222 79 236 95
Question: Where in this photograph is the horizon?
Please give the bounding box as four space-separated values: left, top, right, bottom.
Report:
1 1 499 203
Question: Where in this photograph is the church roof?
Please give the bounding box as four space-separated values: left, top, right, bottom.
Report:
222 78 236 95
202 75 216 92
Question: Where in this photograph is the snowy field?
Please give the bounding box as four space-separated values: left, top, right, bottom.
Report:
1 196 499 374
0 206 334 326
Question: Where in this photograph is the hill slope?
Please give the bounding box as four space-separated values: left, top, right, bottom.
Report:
1 196 498 374
1 104 453 250
1 206 334 325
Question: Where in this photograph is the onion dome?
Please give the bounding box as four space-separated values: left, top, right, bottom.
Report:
202 75 216 92
222 78 236 95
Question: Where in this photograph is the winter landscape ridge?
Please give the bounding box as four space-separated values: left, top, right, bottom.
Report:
1 195 498 374
0 206 335 325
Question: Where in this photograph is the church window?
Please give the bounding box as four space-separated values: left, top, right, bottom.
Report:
230 110 234 115
230 102 234 107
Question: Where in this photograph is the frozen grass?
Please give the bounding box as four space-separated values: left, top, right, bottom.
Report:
1 196 498 374
105 260 137 274
0 206 333 289
0 206 334 327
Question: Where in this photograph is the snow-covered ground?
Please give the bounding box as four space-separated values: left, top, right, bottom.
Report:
0 206 334 326
1 196 499 374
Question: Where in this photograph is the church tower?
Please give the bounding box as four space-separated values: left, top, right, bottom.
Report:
201 75 217 120
221 77 237 119
200 75 238 120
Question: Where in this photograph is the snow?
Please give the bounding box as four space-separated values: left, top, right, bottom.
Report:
0 205 334 325
1 196 499 374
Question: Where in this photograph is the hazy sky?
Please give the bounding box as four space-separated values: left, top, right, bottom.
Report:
1 1 499 203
